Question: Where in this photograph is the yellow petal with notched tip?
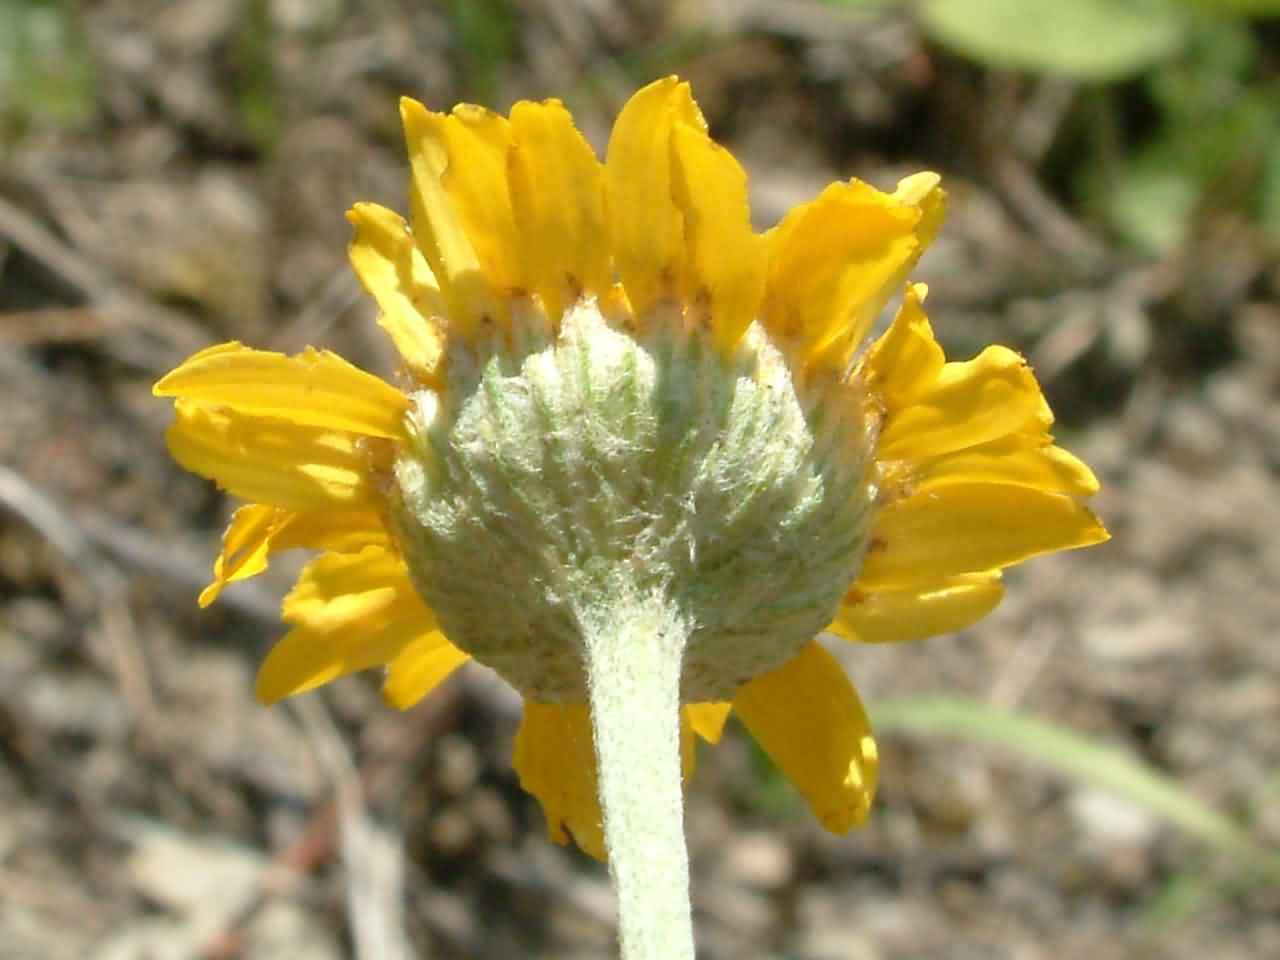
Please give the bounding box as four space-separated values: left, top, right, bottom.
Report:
857 283 944 407
154 342 409 440
401 97 501 334
255 546 437 703
166 401 382 513
347 202 446 385
199 504 277 607
381 632 471 709
860 483 1109 588
685 702 732 744
763 180 924 370
877 344 1052 461
200 505 389 608
733 641 878 833
606 76 705 316
907 433 1100 496
514 702 698 861
892 171 945 249
508 99 610 321
514 703 606 859
828 571 1005 645
670 120 766 350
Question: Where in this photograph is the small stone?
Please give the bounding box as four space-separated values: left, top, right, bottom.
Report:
1068 787 1157 847
124 824 262 916
723 829 794 889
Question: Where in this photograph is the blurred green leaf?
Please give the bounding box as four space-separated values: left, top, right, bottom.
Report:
233 0 280 154
873 696 1268 862
1146 19 1257 125
0 0 95 132
917 0 1188 79
1105 158 1200 254
1179 0 1280 15
446 0 517 103
1078 18 1280 251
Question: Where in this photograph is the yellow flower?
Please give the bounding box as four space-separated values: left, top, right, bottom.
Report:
155 77 1107 859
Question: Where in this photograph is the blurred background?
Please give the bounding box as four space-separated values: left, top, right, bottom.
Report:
2 0 1279 957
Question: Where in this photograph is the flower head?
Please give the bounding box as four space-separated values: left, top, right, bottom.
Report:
155 77 1107 858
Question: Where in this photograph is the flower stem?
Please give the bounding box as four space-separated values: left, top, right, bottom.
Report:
582 595 694 960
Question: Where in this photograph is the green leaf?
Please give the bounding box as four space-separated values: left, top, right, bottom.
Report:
917 0 1188 79
446 0 518 104
1179 0 1280 16
0 0 95 130
872 696 1269 863
1106 162 1200 254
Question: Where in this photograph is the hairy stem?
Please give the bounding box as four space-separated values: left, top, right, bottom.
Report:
582 595 694 960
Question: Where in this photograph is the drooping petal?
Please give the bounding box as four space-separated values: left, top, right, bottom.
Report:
166 401 383 513
154 343 410 441
199 503 278 607
256 546 436 703
907 433 1101 497
401 97 502 334
605 76 705 316
828 571 1005 645
859 483 1110 588
508 99 610 321
733 641 878 833
513 702 699 861
346 202 446 385
670 120 766 350
513 703 606 859
200 505 390 608
763 176 940 371
685 702 732 744
381 632 471 709
876 345 1053 461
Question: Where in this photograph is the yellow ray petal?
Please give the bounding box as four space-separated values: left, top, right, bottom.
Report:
513 702 698 861
859 482 1110 588
439 105 524 294
733 641 878 833
381 632 470 709
685 702 732 744
605 76 705 316
256 546 437 703
763 178 935 371
267 509 389 554
154 343 410 441
892 171 946 249
200 505 389 608
401 97 501 334
908 433 1101 496
166 400 381 513
876 345 1053 460
828 571 1005 645
346 202 446 385
857 283 944 408
508 98 610 321
199 503 278 607
670 120 766 350
513 703 606 859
